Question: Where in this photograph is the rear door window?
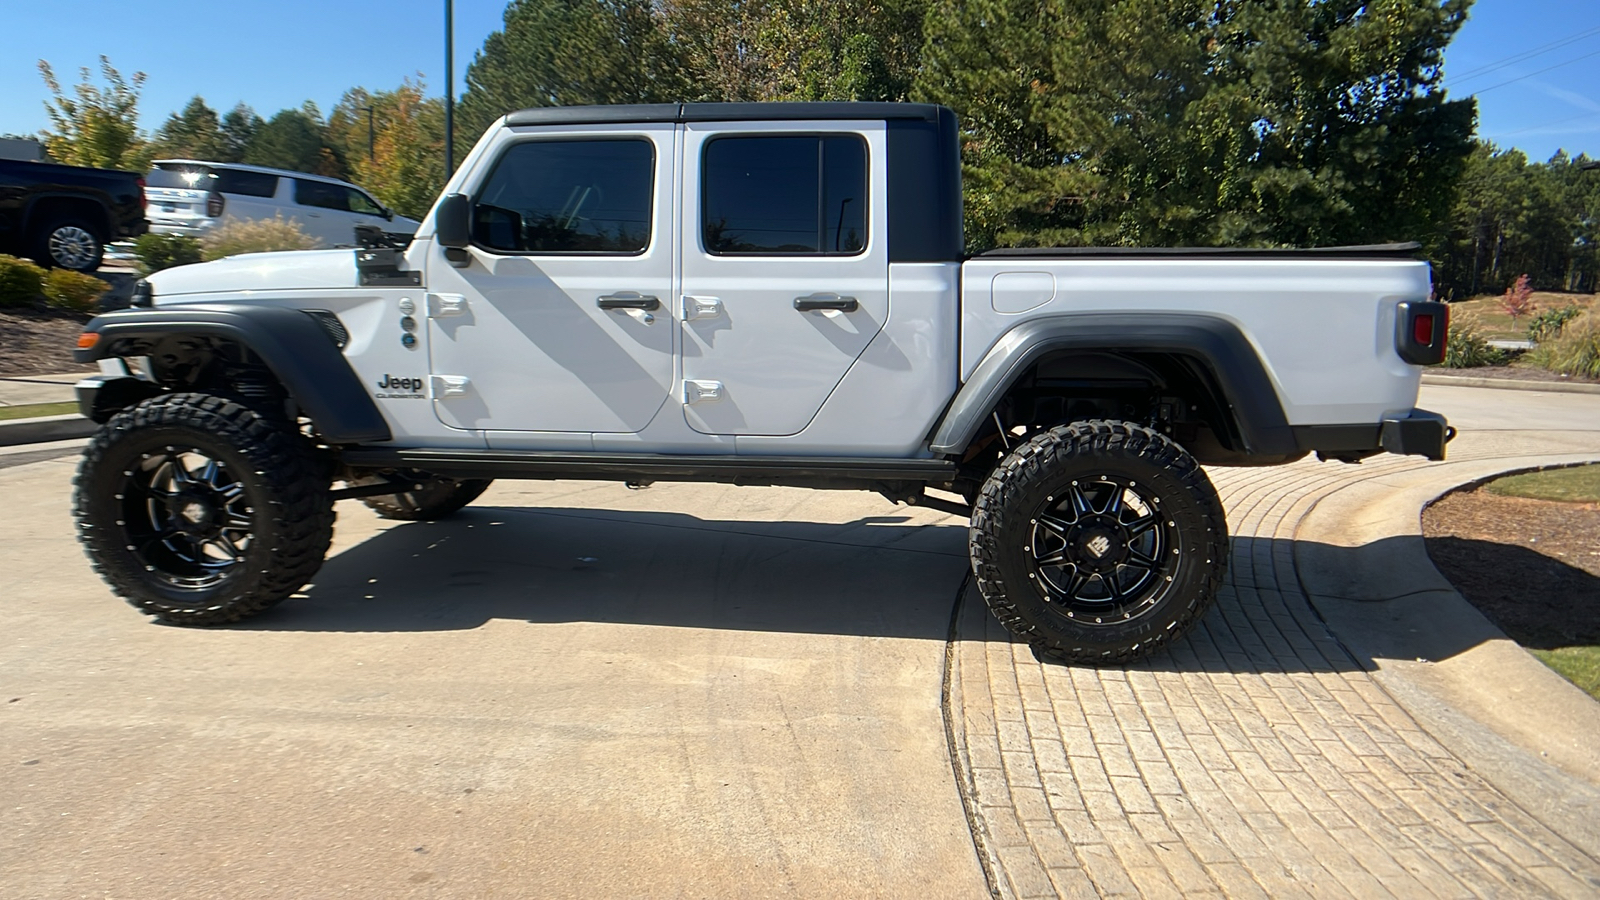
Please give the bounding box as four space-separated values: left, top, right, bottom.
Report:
701 135 867 255
472 139 655 254
213 169 278 198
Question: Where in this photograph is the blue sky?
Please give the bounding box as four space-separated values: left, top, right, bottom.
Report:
2 0 1597 163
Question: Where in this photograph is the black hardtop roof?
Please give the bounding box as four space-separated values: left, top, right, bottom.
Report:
504 102 947 128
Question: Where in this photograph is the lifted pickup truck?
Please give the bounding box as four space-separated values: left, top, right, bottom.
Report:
0 158 148 271
69 102 1451 664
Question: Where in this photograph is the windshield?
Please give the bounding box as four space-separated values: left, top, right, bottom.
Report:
146 163 215 191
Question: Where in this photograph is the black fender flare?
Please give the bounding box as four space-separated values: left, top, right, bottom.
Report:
928 313 1295 456
75 303 392 444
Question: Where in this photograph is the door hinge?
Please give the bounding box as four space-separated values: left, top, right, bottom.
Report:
682 295 723 321
427 293 468 317
431 374 471 398
683 380 724 404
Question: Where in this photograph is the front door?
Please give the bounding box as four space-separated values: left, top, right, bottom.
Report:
425 126 676 437
678 122 889 436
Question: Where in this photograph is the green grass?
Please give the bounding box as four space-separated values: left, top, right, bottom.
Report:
1484 464 1600 503
1530 647 1600 701
0 401 79 421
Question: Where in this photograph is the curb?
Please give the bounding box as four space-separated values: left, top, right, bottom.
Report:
0 414 97 447
1422 371 1600 394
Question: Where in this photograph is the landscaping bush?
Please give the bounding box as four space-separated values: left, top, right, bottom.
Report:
1526 304 1584 343
0 255 46 308
1528 311 1600 380
200 215 321 261
132 233 202 275
41 268 109 312
1442 324 1506 368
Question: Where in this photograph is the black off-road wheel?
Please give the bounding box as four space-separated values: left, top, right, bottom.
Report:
969 420 1228 665
74 393 335 626
360 476 492 521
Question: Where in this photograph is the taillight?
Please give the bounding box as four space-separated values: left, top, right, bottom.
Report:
206 192 225 217
136 176 146 209
1413 315 1434 345
1396 300 1448 365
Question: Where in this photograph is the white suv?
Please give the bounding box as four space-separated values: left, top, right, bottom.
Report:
143 160 419 247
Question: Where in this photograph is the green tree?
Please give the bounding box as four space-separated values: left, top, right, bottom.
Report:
243 108 346 177
147 96 229 162
220 104 263 162
916 0 1476 251
330 80 448 219
668 0 929 102
457 0 690 142
36 56 147 170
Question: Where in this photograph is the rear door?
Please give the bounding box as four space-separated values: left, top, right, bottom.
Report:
677 121 888 436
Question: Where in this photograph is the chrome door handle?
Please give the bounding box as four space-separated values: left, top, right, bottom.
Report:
794 293 858 312
597 292 661 311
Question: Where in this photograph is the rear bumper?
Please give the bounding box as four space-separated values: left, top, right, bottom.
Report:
1292 408 1453 462
1380 409 1453 461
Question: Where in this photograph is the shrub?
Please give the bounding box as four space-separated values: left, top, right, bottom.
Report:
0 254 46 307
1497 273 1536 321
1528 311 1600 380
200 215 321 261
41 268 109 312
1526 304 1583 343
1442 324 1506 368
132 233 203 275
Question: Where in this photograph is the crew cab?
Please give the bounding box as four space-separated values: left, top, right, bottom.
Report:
68 103 1451 664
0 157 148 271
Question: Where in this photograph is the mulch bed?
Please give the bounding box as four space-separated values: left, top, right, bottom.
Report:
1428 365 1600 386
0 306 97 377
1422 488 1600 649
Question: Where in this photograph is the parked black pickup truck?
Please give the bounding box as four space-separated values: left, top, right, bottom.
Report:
0 158 148 271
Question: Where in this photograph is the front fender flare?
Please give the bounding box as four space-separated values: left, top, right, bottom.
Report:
928 313 1294 456
75 304 391 444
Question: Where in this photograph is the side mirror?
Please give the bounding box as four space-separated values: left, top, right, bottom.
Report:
435 193 470 248
382 207 394 221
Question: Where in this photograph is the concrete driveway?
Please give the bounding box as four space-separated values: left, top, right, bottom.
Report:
1 383 1597 898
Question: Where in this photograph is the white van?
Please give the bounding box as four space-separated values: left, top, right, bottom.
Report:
143 160 420 247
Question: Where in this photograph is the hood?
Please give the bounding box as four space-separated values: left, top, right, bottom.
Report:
148 249 357 297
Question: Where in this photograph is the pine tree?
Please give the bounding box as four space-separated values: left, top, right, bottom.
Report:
916 0 1477 251
148 96 228 161
456 0 689 143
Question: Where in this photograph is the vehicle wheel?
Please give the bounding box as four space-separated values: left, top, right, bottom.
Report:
969 420 1228 666
73 393 335 626
35 217 104 272
360 477 492 521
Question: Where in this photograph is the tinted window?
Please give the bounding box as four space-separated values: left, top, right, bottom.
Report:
702 135 867 255
213 169 278 198
473 139 654 253
295 179 348 210
347 189 384 216
146 164 213 190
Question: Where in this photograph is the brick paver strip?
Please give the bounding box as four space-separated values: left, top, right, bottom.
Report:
948 447 1600 899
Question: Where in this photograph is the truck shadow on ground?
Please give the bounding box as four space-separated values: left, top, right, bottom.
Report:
245 505 1527 675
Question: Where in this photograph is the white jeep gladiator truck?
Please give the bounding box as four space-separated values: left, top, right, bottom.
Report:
69 102 1451 664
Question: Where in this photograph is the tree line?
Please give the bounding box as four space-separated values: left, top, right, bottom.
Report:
30 1 1600 299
